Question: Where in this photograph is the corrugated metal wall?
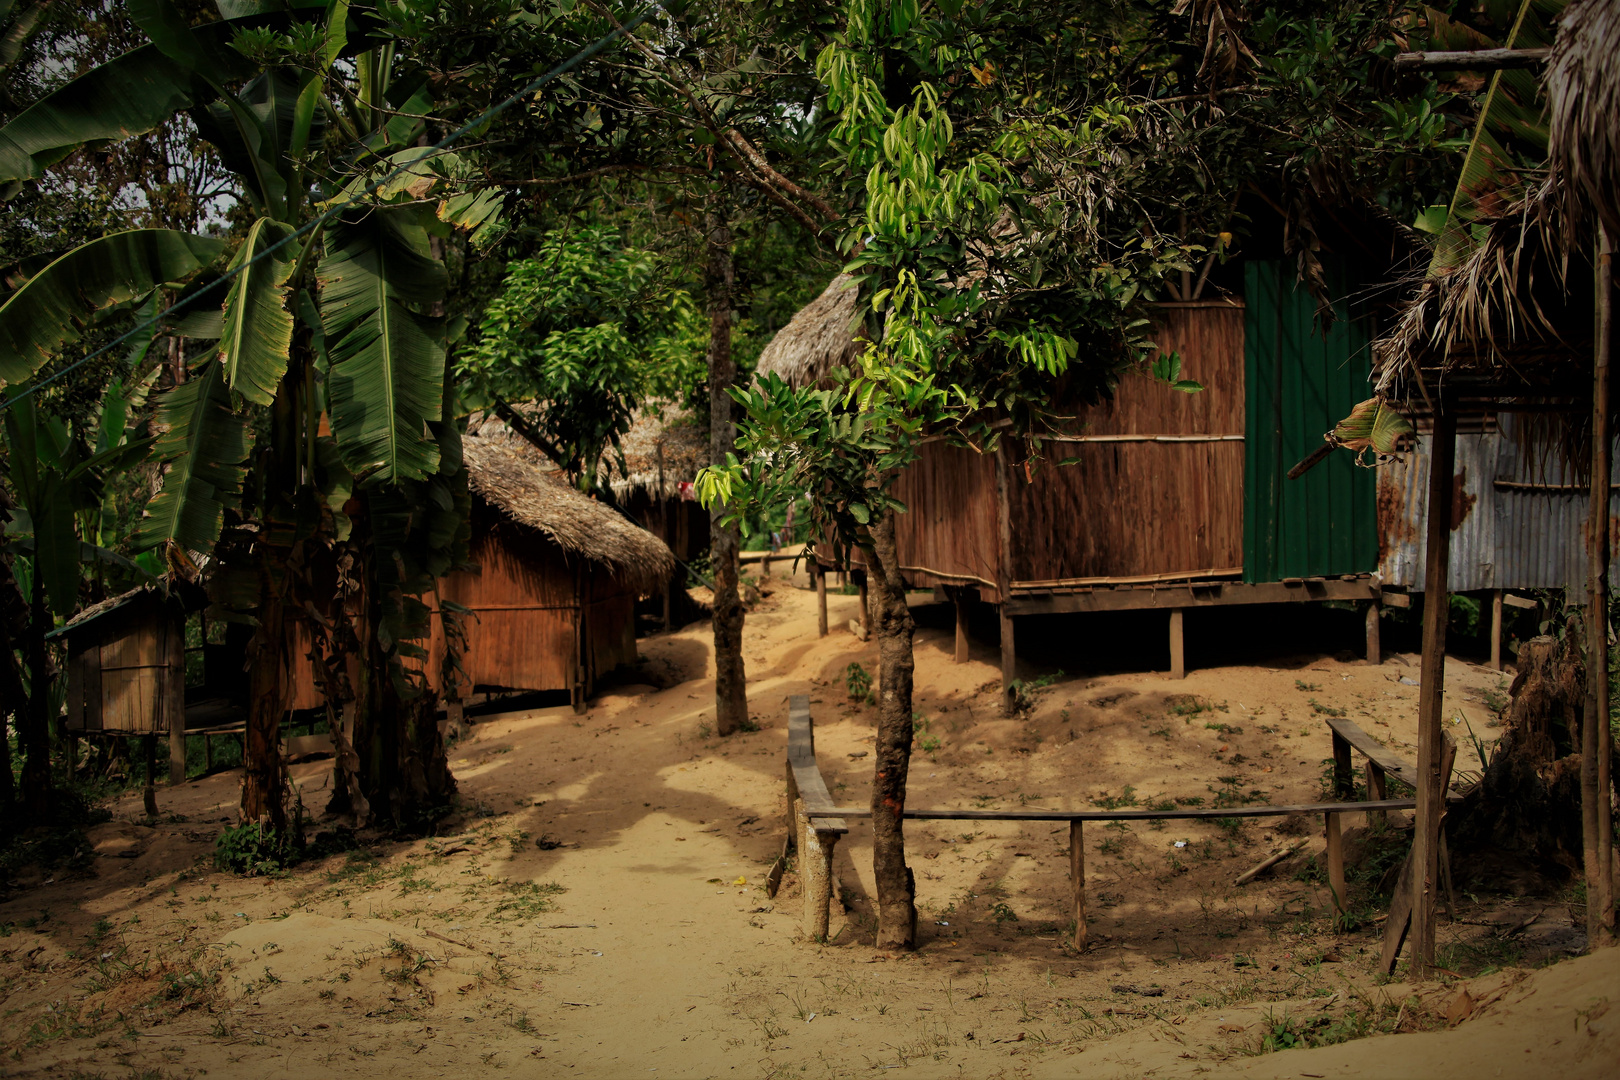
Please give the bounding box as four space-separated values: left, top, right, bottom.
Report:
1243 260 1379 582
1378 414 1620 591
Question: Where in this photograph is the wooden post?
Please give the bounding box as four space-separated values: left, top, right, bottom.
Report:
1325 811 1346 916
166 610 187 786
1412 406 1457 977
1366 759 1387 826
1381 733 1457 974
142 734 158 818
445 699 465 741
1331 728 1353 800
1168 609 1186 680
1366 600 1382 665
995 446 1017 714
1069 819 1087 951
856 570 869 634
803 825 838 941
1489 590 1505 671
953 587 970 664
815 561 828 638
1584 221 1616 947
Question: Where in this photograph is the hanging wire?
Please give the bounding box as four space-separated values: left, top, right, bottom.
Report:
0 4 656 414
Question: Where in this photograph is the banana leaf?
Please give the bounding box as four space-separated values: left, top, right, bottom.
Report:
1332 398 1414 463
135 359 255 553
218 216 296 406
0 229 225 384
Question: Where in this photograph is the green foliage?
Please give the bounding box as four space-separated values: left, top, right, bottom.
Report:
844 661 874 704
214 821 300 876
1091 786 1138 811
459 227 705 490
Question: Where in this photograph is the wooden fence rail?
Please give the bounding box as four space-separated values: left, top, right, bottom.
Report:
775 695 1437 950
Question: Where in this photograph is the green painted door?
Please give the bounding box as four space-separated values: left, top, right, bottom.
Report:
1243 260 1378 583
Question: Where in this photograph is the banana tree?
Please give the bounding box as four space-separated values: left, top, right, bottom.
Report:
0 0 500 829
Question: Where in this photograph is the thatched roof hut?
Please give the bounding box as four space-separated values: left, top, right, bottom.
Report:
754 274 865 389
461 431 676 596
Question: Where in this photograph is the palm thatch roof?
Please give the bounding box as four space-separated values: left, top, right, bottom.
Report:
754 274 865 390
466 402 707 501
1372 191 1594 398
462 432 676 596
1547 0 1620 240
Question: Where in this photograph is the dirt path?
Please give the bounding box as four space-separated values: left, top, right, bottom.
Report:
1 574 1613 1078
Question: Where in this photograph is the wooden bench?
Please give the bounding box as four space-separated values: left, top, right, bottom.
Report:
779 696 1418 948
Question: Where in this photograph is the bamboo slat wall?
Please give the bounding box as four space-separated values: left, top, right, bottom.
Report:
892 302 1247 593
63 594 184 735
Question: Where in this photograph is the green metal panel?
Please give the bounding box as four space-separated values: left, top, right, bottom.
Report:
1242 260 1378 583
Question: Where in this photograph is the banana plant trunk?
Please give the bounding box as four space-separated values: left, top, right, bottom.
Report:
869 511 918 949
706 202 747 737
240 577 289 830
21 571 53 816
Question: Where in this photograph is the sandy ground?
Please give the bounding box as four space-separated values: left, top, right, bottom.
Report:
1 571 1615 1079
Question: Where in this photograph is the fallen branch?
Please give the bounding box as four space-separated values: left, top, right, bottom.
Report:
1235 838 1309 886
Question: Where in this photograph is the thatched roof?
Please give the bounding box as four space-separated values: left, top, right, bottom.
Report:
467 402 707 501
1547 0 1620 240
754 274 865 390
1372 190 1594 399
462 433 676 595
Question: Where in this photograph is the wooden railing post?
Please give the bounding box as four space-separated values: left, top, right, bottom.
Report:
803 824 838 941
1168 609 1186 679
1331 728 1354 801
1325 811 1346 917
1366 759 1387 826
1069 819 1087 951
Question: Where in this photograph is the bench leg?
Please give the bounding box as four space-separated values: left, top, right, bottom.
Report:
1168 609 1186 679
1325 811 1346 917
1331 731 1354 801
1366 760 1387 827
803 826 838 941
1070 820 1088 951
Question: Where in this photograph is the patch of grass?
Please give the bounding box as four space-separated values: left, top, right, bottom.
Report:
1308 698 1347 718
1205 721 1244 736
1091 786 1138 810
214 822 300 877
488 880 566 921
1294 680 1321 693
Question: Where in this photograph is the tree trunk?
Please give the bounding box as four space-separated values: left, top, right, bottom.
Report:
868 511 917 949
706 201 747 737
20 571 52 816
240 577 289 831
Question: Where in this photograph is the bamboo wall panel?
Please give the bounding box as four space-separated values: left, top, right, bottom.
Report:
1071 303 1246 436
1009 442 1247 581
892 441 1000 587
65 599 179 734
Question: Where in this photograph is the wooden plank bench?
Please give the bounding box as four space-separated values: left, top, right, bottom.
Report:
782 697 1418 949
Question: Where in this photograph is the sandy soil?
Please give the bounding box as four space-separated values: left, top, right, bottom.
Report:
1 571 1615 1079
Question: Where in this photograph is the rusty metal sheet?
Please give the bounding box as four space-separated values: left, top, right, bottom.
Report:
1378 414 1619 591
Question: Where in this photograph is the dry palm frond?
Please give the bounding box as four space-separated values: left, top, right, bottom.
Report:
1546 0 1620 241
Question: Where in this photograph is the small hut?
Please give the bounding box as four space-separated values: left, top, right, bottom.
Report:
52 585 191 785
758 256 1387 687
433 430 677 709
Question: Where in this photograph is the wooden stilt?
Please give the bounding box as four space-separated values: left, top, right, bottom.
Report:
1489 590 1504 671
1366 600 1382 665
1168 608 1186 679
1584 221 1616 947
1069 819 1087 951
1381 733 1457 975
142 734 158 818
204 733 213 773
995 445 1017 714
815 562 828 638
166 610 187 785
953 587 970 664
1325 811 1346 916
1411 403 1457 977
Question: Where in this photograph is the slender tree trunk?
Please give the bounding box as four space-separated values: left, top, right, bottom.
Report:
868 512 917 949
706 202 747 736
21 572 52 816
240 570 288 831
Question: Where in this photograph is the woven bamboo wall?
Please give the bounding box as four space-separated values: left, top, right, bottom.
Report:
891 442 1000 588
64 596 183 734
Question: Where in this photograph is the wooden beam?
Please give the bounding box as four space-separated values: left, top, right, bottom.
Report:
1411 403 1457 977
809 797 1421 823
1168 608 1186 679
1005 577 1379 616
1390 48 1549 72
